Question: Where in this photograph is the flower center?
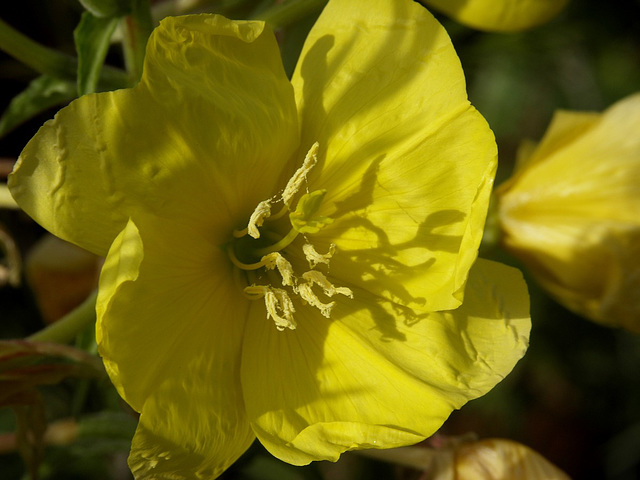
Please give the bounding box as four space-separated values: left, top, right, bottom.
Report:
228 143 353 331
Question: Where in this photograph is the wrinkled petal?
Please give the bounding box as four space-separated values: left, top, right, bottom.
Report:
97 217 254 478
291 0 496 313
455 438 570 479
421 0 569 32
241 259 530 465
9 15 298 256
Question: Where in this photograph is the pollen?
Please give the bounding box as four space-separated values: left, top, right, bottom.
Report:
246 199 273 239
230 141 354 331
244 285 297 331
262 252 296 287
303 243 336 268
282 142 319 207
301 270 354 299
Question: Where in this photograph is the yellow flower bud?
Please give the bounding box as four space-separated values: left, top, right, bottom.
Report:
496 93 640 333
420 0 569 32
454 439 570 479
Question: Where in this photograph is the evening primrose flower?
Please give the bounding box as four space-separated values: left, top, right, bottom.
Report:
421 0 569 32
452 439 570 479
9 0 530 478
496 93 640 333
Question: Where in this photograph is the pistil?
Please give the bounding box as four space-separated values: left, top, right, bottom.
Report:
227 141 353 331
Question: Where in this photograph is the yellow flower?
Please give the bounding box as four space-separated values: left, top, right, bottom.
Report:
453 439 570 479
10 0 530 478
496 93 640 333
421 0 569 32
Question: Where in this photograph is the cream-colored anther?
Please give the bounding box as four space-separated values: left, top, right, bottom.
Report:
262 252 296 288
301 270 353 299
282 142 319 208
246 199 272 239
303 243 336 268
265 288 297 331
297 282 335 318
244 285 296 331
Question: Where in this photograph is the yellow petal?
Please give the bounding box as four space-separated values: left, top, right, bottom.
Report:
241 259 530 465
497 93 640 331
97 217 254 478
509 221 640 333
501 110 600 190
499 94 640 222
9 14 298 256
291 0 496 312
455 438 570 479
421 0 569 32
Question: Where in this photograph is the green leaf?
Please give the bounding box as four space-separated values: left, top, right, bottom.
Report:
74 11 120 96
0 75 76 138
121 0 153 82
78 0 131 18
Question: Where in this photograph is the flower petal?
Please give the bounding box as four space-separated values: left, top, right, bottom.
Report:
291 0 496 312
241 259 530 465
497 94 640 331
504 111 600 188
498 94 640 223
97 216 254 477
9 14 298 256
421 0 569 32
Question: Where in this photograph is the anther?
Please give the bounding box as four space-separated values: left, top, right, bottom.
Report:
243 285 297 330
301 270 353 299
297 282 335 318
245 199 273 239
262 252 296 287
303 243 336 268
282 142 319 208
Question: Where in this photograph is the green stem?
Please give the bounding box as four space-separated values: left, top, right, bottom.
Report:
27 291 98 344
121 0 153 83
254 228 299 257
0 17 129 90
0 17 76 79
252 0 328 29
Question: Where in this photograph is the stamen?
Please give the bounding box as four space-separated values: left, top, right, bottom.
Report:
245 285 297 330
266 204 289 222
262 252 296 287
303 243 336 268
253 227 299 257
282 142 319 207
229 141 355 330
297 282 335 318
228 247 268 271
246 199 273 239
302 270 354 299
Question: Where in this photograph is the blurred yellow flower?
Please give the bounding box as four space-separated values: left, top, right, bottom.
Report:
453 438 570 479
421 0 569 32
10 0 530 478
496 93 640 333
